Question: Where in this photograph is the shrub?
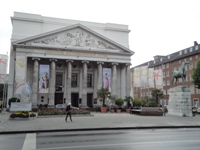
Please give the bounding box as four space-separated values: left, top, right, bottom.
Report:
115 98 124 108
132 98 142 107
147 101 158 107
10 111 36 118
37 108 90 116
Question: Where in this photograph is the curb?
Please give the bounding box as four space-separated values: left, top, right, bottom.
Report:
1 125 200 134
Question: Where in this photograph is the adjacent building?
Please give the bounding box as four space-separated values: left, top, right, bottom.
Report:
131 42 200 107
8 12 134 108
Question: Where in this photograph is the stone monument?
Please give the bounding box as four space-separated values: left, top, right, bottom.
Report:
168 61 192 117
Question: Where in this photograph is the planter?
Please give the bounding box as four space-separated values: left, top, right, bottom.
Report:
117 109 121 113
101 107 107 113
126 109 130 113
110 109 115 113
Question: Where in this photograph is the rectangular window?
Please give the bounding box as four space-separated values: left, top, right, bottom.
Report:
167 80 170 85
179 51 182 55
162 64 165 69
184 49 187 54
87 74 92 87
196 55 198 59
166 63 169 68
195 46 198 50
71 73 78 87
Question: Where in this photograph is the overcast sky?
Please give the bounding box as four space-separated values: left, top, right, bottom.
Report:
1 0 200 68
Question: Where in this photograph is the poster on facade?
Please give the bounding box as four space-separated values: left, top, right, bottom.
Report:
154 69 163 89
38 65 49 93
148 68 154 88
15 55 26 84
140 65 148 87
0 54 8 84
133 67 141 87
102 68 111 91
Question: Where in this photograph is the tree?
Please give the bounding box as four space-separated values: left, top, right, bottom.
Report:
151 88 163 104
192 59 200 88
97 87 111 107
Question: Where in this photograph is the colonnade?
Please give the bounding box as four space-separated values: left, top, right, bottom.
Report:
31 57 131 107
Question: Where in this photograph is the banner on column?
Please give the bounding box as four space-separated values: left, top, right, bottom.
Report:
39 65 49 93
102 68 111 91
0 54 8 84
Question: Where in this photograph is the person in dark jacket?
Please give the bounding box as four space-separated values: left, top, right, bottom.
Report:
65 102 79 122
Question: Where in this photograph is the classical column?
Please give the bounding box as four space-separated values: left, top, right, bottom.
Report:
66 60 73 103
121 64 126 98
32 57 40 107
97 62 104 90
49 59 57 106
111 63 118 96
82 60 89 107
126 63 131 96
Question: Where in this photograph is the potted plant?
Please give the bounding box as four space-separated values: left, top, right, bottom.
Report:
97 87 111 113
109 95 117 113
115 98 124 113
124 96 133 113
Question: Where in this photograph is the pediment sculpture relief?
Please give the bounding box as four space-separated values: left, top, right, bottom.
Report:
33 29 117 50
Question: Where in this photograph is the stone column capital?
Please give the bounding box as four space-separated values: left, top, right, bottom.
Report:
49 58 57 62
82 60 89 64
112 62 118 66
66 59 74 63
125 63 132 67
32 57 40 61
97 61 104 65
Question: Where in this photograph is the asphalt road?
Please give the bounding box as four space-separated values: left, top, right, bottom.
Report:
1 129 200 150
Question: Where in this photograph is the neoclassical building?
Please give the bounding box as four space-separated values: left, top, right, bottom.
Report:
8 12 134 108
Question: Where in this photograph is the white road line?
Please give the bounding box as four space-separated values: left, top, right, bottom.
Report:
22 133 36 150
36 139 200 150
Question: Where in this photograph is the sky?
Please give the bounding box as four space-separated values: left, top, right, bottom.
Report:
1 0 200 69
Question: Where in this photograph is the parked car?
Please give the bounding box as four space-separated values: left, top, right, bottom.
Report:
55 104 66 109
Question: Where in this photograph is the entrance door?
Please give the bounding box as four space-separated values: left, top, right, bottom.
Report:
87 93 93 108
71 93 79 107
55 93 63 105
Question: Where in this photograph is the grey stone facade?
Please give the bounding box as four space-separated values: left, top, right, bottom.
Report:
8 12 134 108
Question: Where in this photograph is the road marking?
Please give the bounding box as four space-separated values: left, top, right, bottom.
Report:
22 133 36 150
36 139 200 150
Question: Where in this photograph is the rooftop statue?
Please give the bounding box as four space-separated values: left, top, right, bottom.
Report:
172 60 190 85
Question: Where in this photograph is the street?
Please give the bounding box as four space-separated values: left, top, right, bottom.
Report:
1 128 200 150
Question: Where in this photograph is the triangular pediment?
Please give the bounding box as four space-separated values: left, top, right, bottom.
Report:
12 24 134 55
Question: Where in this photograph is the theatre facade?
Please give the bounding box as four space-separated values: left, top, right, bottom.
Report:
8 12 134 108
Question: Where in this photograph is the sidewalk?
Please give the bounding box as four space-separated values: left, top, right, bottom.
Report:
0 112 200 134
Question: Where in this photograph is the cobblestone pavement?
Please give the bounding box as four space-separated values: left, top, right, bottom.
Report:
0 112 200 133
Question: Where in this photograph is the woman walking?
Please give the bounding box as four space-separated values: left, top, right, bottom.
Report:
65 102 79 122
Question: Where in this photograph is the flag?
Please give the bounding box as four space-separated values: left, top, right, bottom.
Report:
154 69 163 89
0 54 8 84
134 67 141 87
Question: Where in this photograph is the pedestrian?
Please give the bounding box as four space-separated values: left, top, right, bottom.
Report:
65 102 79 122
162 105 167 116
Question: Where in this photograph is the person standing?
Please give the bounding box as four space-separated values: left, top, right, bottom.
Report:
65 102 79 122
